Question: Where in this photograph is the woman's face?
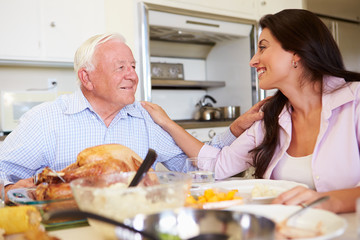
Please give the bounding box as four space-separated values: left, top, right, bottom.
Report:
250 28 295 90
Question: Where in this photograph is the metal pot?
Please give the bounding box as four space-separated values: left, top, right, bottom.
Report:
125 208 275 240
194 106 221 121
194 95 222 121
220 106 241 120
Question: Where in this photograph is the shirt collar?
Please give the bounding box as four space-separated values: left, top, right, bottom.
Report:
322 75 355 113
64 89 92 115
64 89 144 119
278 75 356 122
117 102 144 119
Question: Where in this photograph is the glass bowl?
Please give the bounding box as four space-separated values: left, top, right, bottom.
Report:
70 171 192 239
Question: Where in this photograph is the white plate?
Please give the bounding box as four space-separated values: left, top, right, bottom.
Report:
227 204 347 240
193 179 308 203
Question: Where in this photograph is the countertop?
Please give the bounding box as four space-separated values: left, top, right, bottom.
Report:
49 212 357 240
175 119 233 129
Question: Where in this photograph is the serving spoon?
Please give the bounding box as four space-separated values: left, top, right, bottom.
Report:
45 209 160 240
128 148 157 187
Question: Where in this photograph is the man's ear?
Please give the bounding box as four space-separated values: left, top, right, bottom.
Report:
78 68 93 90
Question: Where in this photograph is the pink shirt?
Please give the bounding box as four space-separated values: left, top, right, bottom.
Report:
198 76 360 192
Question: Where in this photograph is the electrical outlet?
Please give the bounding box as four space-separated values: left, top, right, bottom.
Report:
48 78 58 89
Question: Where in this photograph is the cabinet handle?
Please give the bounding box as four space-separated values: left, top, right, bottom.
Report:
260 1 267 6
50 21 56 28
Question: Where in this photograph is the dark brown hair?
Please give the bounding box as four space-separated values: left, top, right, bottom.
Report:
250 9 360 178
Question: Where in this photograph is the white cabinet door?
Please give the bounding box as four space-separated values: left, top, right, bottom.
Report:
0 0 42 60
0 0 105 63
42 0 105 61
155 0 258 20
257 0 303 18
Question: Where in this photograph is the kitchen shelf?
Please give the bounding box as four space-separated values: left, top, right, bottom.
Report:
175 119 233 129
152 79 225 89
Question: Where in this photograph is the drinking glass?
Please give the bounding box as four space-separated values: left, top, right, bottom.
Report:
185 157 215 183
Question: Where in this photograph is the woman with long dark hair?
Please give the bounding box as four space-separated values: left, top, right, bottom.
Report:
142 9 360 213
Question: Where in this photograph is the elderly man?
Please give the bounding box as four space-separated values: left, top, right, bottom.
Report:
0 33 264 201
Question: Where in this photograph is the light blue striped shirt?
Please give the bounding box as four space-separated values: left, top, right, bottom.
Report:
0 89 235 185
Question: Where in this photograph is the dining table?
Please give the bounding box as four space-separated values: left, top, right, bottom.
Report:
7 176 357 240
47 175 358 240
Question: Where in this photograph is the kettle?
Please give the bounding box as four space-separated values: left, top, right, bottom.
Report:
194 95 221 121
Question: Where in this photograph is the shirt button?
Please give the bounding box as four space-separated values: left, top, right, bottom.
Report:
316 176 320 180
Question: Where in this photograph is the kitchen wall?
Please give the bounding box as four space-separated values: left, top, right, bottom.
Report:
0 66 76 93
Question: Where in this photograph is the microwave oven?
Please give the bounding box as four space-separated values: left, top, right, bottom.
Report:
0 91 58 133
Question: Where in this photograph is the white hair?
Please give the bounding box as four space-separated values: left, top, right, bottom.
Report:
74 33 126 83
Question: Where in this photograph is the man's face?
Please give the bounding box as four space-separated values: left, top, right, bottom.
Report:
87 39 139 109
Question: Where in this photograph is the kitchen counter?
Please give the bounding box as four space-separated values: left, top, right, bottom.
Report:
49 212 357 240
175 119 233 129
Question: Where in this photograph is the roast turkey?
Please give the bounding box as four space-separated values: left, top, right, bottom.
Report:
35 144 144 200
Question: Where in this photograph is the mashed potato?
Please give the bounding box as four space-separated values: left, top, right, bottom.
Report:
251 183 278 198
75 181 187 239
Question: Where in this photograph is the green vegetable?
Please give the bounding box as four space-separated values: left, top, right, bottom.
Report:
158 232 181 240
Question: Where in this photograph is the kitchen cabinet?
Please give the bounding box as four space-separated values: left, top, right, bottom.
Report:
257 0 304 17
140 0 303 21
320 18 360 73
0 0 105 65
0 0 42 60
168 0 258 20
306 0 360 73
306 0 360 22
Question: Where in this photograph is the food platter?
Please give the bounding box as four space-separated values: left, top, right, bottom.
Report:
193 179 308 203
7 187 73 204
227 204 347 240
7 188 87 230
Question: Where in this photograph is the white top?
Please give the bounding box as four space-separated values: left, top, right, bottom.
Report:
272 152 315 190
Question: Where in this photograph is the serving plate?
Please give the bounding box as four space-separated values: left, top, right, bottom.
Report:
7 187 87 230
194 179 308 203
227 204 347 240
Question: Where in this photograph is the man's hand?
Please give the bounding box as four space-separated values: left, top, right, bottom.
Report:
230 97 270 137
4 178 35 203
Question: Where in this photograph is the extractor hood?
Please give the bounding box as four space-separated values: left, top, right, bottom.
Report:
148 10 253 59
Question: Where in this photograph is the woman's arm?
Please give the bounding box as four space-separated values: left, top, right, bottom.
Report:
141 98 268 157
141 101 204 157
272 185 360 213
